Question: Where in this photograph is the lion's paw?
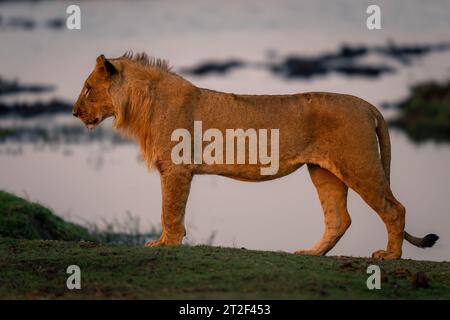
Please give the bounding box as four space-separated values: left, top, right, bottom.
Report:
144 238 183 247
144 239 164 247
371 249 401 260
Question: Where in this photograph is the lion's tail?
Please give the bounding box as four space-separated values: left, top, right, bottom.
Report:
371 105 439 249
404 232 439 248
372 106 391 184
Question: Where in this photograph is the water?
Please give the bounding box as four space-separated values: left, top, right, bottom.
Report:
1 0 449 261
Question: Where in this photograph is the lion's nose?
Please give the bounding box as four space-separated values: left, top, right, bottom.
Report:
72 110 79 118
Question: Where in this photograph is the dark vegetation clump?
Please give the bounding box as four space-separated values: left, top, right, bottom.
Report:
390 81 450 142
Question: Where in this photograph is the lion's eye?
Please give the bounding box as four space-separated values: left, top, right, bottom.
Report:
84 86 91 96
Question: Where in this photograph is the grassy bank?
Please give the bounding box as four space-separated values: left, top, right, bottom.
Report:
0 191 93 241
0 191 158 245
0 238 449 299
0 191 449 299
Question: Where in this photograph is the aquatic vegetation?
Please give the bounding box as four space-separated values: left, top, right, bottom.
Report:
390 81 450 142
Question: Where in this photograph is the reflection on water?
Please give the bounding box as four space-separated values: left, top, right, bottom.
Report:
0 116 126 144
182 42 450 79
1 0 450 261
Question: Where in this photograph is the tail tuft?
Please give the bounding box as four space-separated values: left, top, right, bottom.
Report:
404 231 439 248
422 234 439 248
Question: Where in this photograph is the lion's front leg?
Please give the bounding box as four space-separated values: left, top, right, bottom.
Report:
145 166 193 247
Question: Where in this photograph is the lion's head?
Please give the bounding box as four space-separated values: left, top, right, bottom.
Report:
72 55 117 129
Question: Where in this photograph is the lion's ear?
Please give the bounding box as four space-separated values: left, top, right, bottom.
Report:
96 54 117 76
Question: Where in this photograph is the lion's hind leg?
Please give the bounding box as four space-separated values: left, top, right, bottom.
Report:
333 160 405 260
295 165 351 256
366 192 405 260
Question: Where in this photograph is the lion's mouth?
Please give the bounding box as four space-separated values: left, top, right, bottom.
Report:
85 117 100 129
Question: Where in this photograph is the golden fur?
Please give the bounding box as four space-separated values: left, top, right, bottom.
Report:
72 53 438 259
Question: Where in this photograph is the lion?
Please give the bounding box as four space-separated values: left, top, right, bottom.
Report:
72 52 439 259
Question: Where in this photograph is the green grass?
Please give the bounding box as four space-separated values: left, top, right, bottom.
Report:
0 191 158 245
0 191 94 242
0 190 449 299
0 238 449 299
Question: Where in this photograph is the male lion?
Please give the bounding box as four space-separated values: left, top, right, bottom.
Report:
72 53 438 259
